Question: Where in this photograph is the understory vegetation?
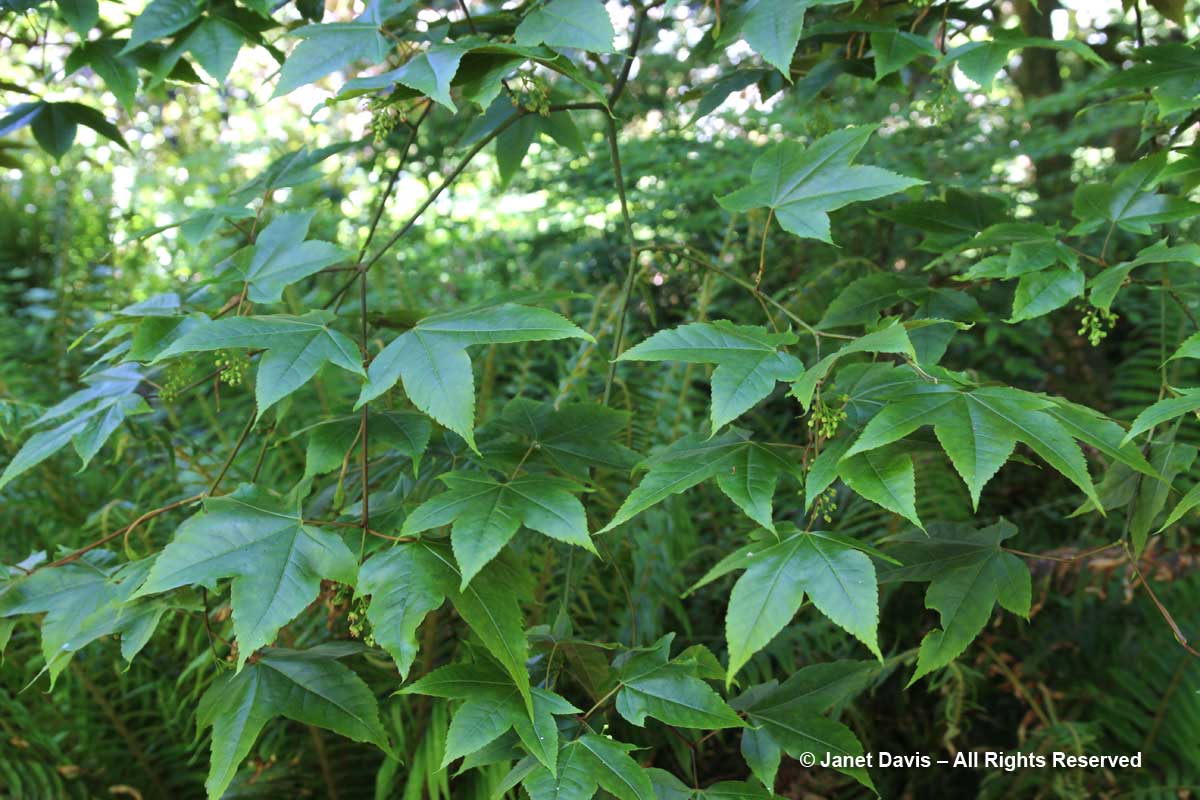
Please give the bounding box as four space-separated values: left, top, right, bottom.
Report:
2 0 1200 797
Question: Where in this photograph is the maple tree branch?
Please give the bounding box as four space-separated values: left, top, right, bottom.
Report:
42 493 205 570
603 115 638 406
1124 542 1200 659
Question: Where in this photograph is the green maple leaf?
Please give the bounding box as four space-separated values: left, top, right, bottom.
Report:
0 363 149 491
514 0 615 54
1089 239 1200 313
840 384 1105 513
197 644 389 799
940 28 1106 89
881 521 1030 685
701 524 885 684
402 659 579 771
522 739 601 800
342 40 474 110
790 320 916 410
717 126 924 244
732 660 876 791
572 734 656 800
872 30 940 81
838 444 923 530
717 0 843 78
154 311 365 419
297 410 431 479
613 634 743 730
402 471 596 588
1122 389 1200 444
617 321 803 432
493 398 640 479
134 485 357 668
356 303 593 451
357 541 533 709
599 431 799 533
0 553 168 687
273 7 390 97
1071 153 1200 236
221 211 349 302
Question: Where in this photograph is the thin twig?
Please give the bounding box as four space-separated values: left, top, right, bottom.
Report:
42 493 204 569
357 101 433 264
208 409 256 495
639 244 853 340
1004 541 1121 563
608 5 649 107
1124 543 1200 658
328 109 532 308
755 208 773 287
603 116 638 406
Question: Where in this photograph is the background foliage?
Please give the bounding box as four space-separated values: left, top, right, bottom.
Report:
2 0 1200 798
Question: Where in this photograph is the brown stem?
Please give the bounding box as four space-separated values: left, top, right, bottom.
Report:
1124 543 1200 658
42 493 204 570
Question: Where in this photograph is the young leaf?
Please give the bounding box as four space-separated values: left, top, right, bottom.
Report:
185 17 244 83
843 385 1102 513
301 410 430 478
872 30 939 80
522 739 599 800
358 541 532 708
1129 435 1196 554
734 660 876 790
357 543 453 679
134 485 358 668
66 41 139 112
418 543 534 711
739 0 808 77
344 40 474 110
1122 390 1200 445
940 28 1106 89
58 0 99 34
717 126 924 243
617 321 803 432
197 645 389 799
0 555 166 687
402 471 596 588
1073 153 1200 236
818 272 924 329
356 303 592 451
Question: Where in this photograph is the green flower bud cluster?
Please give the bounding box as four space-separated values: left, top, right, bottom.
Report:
347 597 375 647
808 394 849 440
811 486 838 524
159 361 197 404
512 72 552 116
1078 304 1117 347
214 349 249 387
366 96 401 145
